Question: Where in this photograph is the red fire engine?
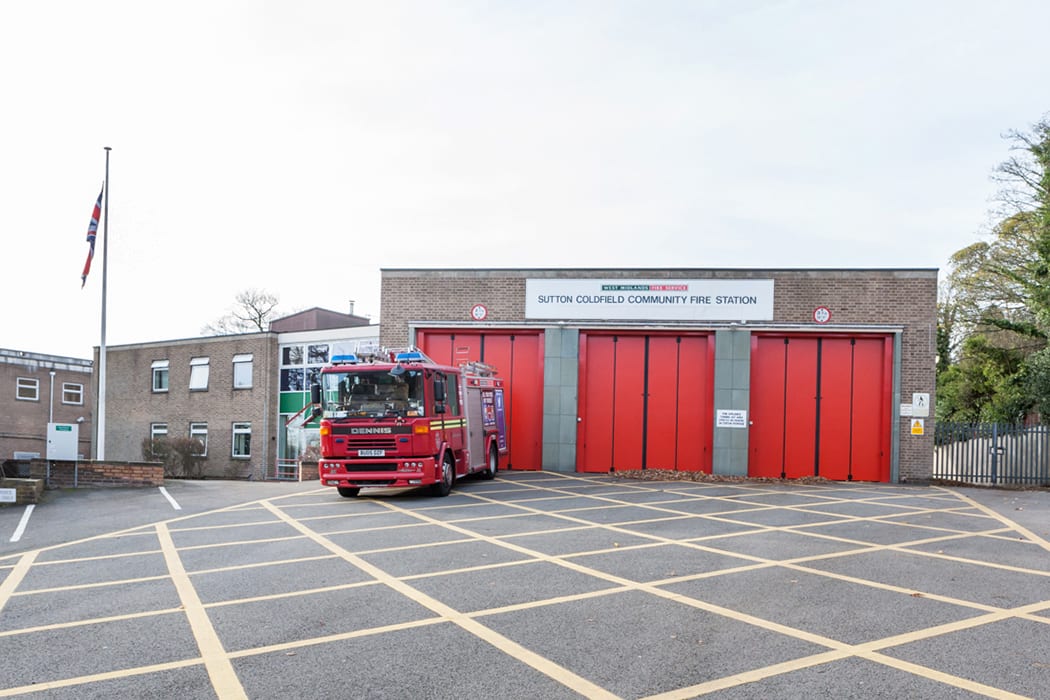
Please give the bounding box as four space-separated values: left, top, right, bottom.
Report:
311 348 508 497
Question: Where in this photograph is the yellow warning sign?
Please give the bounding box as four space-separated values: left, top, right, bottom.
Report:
911 419 925 435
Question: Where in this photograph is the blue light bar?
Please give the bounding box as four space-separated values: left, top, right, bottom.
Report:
331 354 359 364
394 351 425 362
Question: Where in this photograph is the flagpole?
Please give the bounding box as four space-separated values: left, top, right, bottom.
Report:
96 146 111 461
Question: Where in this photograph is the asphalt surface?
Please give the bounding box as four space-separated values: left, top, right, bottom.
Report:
1 473 1049 699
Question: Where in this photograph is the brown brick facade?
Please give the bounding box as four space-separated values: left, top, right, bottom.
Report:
379 268 937 482
98 333 278 480
0 349 93 462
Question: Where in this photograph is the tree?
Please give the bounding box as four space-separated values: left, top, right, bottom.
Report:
202 288 280 335
990 116 1050 330
142 436 206 478
938 115 1050 421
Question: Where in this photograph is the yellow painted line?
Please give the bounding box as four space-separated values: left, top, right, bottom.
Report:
226 617 446 659
204 580 383 608
641 649 847 699
0 486 330 564
0 659 203 698
188 554 338 576
260 500 619 700
34 549 163 566
442 478 1048 697
177 534 307 551
855 599 1050 653
0 551 37 614
0 608 183 638
859 651 1032 700
11 574 171 597
156 523 247 700
945 487 1050 554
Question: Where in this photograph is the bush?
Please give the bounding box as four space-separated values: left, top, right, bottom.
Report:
141 436 206 478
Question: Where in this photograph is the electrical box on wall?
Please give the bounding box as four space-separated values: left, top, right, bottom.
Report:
47 423 79 461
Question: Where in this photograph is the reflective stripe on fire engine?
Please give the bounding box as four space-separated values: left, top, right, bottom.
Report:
429 418 465 429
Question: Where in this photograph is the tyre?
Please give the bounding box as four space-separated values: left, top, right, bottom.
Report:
337 487 360 498
481 444 498 480
430 453 454 497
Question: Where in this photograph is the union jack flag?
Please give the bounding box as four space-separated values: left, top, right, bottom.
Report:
81 185 103 288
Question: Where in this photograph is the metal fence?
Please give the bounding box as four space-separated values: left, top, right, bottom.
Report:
934 422 1050 486
271 459 302 481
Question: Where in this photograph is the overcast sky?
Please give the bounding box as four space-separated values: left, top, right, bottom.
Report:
3 1 1048 360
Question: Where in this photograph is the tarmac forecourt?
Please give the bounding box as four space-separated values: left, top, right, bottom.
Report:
0 473 1048 699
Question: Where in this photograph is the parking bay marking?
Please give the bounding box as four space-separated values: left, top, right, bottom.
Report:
159 487 182 510
9 504 35 543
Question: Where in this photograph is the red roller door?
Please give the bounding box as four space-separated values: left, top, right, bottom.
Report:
749 334 891 482
417 330 544 470
577 332 713 473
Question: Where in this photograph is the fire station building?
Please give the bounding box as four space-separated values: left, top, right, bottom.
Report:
378 268 938 483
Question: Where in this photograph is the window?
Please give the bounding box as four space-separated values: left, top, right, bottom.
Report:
434 372 460 416
233 354 253 389
150 422 168 458
308 344 329 364
189 357 210 391
189 422 208 456
281 368 305 391
232 422 251 458
16 377 39 401
62 382 84 405
282 346 303 365
446 374 460 416
152 360 169 392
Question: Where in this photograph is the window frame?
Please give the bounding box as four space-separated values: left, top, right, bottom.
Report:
150 422 168 458
189 422 208 457
232 353 253 389
189 357 210 391
16 377 40 401
61 382 84 405
232 421 252 459
152 360 170 393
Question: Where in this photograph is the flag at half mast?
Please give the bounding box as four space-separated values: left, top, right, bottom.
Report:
81 185 103 288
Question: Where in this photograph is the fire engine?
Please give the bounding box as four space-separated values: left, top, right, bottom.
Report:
310 348 508 497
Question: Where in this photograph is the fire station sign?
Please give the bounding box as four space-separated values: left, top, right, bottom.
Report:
525 279 774 321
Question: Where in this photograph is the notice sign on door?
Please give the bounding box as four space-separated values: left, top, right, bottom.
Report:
911 419 925 436
716 409 748 428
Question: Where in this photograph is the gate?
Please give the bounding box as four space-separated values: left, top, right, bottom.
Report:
934 422 1050 486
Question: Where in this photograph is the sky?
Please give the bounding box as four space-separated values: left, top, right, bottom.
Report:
2 0 1048 360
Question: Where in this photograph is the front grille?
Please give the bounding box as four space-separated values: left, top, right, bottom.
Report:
347 437 398 450
344 463 398 472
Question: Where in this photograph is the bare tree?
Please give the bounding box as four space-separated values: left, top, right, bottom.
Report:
202 288 280 335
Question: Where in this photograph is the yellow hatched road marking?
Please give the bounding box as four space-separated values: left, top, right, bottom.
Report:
0 551 37 614
156 523 247 700
945 487 1050 554
260 500 619 700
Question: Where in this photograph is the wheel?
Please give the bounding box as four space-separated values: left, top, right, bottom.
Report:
430 453 454 496
337 487 360 498
481 444 498 480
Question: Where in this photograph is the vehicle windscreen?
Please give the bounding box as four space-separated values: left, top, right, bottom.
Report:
321 369 424 418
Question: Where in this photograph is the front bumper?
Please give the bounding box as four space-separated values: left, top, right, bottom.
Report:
317 457 438 488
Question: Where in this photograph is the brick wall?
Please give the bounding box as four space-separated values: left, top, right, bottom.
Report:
379 268 938 481
0 351 93 462
21 459 163 488
99 334 278 480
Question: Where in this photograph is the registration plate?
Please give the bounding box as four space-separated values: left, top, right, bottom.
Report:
358 449 385 457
